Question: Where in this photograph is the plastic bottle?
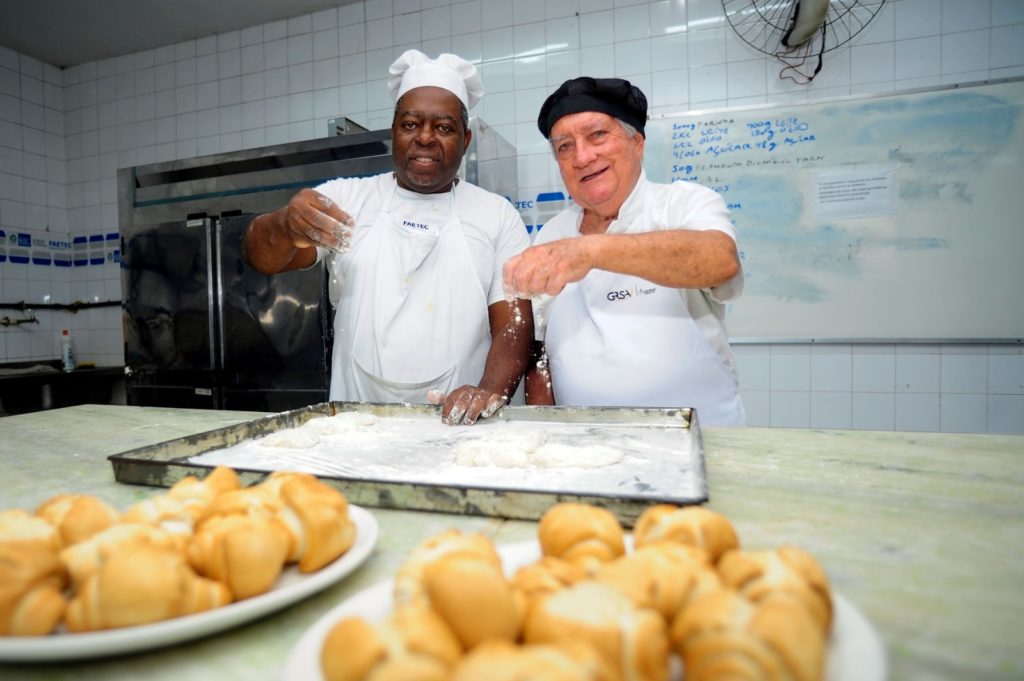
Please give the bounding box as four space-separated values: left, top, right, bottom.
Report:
61 328 76 372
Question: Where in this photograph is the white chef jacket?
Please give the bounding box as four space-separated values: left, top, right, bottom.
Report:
532 171 745 423
313 172 529 402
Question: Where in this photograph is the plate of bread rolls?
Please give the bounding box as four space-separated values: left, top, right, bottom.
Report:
0 466 377 661
283 502 886 681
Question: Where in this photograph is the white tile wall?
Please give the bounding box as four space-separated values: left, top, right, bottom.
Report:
770 390 810 428
852 391 896 431
810 392 852 430
1 0 1022 432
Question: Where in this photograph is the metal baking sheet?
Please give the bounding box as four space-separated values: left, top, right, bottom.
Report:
108 402 707 526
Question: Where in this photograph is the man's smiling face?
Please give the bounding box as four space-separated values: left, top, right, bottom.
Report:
549 110 645 217
391 86 471 194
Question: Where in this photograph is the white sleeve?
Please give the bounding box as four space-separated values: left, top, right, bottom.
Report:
661 181 736 240
663 182 743 304
487 200 531 306
526 209 580 341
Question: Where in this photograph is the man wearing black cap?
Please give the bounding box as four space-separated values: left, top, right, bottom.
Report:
503 77 746 426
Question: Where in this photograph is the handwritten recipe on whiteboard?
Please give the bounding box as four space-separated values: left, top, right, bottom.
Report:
643 80 1024 341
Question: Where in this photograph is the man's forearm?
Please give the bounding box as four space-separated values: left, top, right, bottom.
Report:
524 340 555 405
587 229 740 290
243 209 316 274
478 332 530 401
478 303 533 400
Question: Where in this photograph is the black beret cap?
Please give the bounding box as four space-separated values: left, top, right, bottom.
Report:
537 77 648 139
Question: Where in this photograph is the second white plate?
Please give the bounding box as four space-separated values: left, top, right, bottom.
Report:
282 538 887 681
0 504 379 663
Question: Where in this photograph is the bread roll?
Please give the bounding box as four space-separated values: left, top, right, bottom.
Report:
510 556 588 625
0 542 67 636
168 465 242 505
34 494 119 547
255 470 309 497
320 606 461 681
524 580 669 681
197 472 356 574
201 485 283 520
320 617 388 681
60 522 184 591
272 473 356 572
0 509 60 553
671 589 826 681
595 543 722 621
451 639 617 681
389 601 464 667
716 545 833 634
121 493 204 539
633 504 739 563
537 503 625 572
187 514 290 599
393 529 502 606
65 542 230 632
358 655 449 681
422 552 519 649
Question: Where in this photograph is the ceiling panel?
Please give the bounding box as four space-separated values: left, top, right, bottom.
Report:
0 0 355 69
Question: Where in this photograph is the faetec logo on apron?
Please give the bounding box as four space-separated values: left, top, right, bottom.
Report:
606 284 658 301
402 219 432 231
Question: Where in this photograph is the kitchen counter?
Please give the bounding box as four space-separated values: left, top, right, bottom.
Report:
0 364 125 415
0 404 1021 680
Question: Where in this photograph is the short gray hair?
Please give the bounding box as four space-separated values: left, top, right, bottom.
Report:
548 117 640 155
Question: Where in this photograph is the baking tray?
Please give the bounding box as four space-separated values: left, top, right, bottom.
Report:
108 402 707 526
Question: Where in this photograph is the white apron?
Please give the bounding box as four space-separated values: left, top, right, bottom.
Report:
329 179 490 404
545 190 745 426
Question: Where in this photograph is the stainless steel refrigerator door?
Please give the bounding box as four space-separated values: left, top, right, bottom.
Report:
215 214 330 412
121 217 219 408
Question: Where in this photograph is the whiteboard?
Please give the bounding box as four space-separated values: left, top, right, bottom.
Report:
644 79 1024 341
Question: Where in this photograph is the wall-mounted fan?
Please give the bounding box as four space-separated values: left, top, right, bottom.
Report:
722 0 888 84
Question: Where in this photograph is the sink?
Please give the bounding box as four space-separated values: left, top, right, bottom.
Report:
0 363 125 416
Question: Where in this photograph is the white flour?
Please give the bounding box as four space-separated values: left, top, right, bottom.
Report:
189 410 700 498
454 426 623 469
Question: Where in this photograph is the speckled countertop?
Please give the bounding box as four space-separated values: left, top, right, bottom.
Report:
0 405 1021 680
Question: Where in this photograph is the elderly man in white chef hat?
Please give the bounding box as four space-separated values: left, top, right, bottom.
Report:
244 50 533 425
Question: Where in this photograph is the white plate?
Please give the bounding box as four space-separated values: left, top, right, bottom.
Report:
282 539 887 681
0 505 379 662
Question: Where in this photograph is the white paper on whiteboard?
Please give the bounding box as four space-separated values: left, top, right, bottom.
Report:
813 166 896 220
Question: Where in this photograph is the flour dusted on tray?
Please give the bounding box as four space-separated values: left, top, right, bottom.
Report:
454 425 624 469
190 409 700 500
260 430 321 449
304 411 379 434
258 412 381 450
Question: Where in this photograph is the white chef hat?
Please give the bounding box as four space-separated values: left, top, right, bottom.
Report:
387 49 484 110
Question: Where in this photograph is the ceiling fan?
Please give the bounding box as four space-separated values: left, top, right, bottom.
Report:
722 0 888 84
